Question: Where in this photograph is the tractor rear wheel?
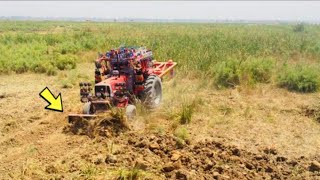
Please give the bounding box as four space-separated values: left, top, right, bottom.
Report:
142 75 162 108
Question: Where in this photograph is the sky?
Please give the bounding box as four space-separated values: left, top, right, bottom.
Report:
0 1 320 22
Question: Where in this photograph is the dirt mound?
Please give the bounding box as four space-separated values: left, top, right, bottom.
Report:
63 117 130 138
105 133 320 179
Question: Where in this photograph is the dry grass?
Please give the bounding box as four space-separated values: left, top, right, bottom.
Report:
147 74 320 159
1 62 320 179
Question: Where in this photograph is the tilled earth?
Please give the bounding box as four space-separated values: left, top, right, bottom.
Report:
109 133 320 179
67 119 320 180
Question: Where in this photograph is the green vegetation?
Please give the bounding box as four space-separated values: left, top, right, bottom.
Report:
293 23 305 33
80 164 99 179
0 21 319 92
117 168 146 180
278 64 320 93
174 127 189 141
213 57 275 88
179 102 195 124
174 127 189 148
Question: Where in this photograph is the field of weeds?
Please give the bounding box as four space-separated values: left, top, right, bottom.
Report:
1 21 320 91
0 21 320 179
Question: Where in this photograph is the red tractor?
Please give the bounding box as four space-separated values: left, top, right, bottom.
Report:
68 46 176 121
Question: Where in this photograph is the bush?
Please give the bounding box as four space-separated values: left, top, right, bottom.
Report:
213 58 240 88
80 164 98 178
117 168 145 180
241 57 275 84
31 62 47 74
174 127 189 141
46 65 57 76
55 54 77 70
174 127 189 148
12 61 28 74
58 41 80 54
278 64 319 93
179 102 195 124
0 60 11 74
31 61 57 75
213 57 274 88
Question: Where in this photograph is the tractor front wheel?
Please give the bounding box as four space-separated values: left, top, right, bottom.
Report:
142 75 162 108
83 102 94 114
126 104 137 120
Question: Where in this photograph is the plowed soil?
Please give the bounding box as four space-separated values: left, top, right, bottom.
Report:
63 120 320 180
1 63 320 179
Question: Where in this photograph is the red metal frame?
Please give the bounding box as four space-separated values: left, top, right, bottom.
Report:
152 60 177 78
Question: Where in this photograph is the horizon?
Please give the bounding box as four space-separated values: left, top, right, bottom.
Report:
0 1 320 23
0 16 317 24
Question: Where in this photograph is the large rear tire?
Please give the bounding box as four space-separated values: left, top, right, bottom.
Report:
142 75 162 108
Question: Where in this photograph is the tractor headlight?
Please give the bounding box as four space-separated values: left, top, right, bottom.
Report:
96 92 101 97
104 92 110 97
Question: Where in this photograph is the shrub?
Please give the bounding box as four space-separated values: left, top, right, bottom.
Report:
31 61 57 75
0 60 10 74
241 57 275 84
179 102 195 124
213 57 275 88
46 65 57 76
31 62 47 74
174 127 189 148
117 168 145 180
82 38 95 50
80 164 98 178
213 58 240 88
174 127 189 141
12 61 28 74
278 64 319 93
55 54 77 70
58 41 80 54
44 34 63 46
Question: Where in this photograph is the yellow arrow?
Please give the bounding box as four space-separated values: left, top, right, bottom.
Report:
39 87 63 112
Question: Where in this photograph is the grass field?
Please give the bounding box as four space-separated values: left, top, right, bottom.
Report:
1 21 320 91
0 21 320 179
